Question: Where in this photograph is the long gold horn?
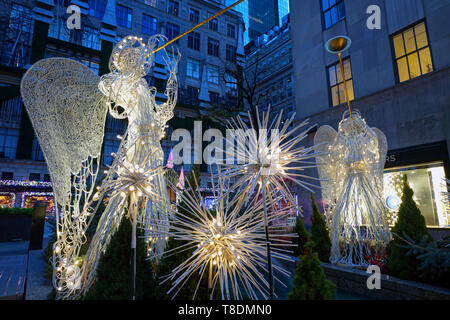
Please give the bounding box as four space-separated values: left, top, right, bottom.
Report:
152 0 246 54
325 35 353 120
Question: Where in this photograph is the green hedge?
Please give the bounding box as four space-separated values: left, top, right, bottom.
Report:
0 208 33 215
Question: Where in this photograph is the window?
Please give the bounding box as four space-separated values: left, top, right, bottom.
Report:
2 4 33 68
208 38 219 57
392 22 433 83
168 0 179 16
186 58 200 78
116 4 132 28
82 27 100 50
189 8 199 24
187 86 199 101
209 92 219 104
32 136 44 161
165 23 180 42
88 0 105 18
226 44 236 62
209 18 218 31
188 32 200 51
43 174 51 182
328 58 354 107
81 59 99 75
1 172 13 180
208 65 220 84
322 0 345 29
142 14 157 35
227 24 236 38
225 73 237 90
145 0 157 7
383 162 449 227
0 127 19 159
29 173 40 181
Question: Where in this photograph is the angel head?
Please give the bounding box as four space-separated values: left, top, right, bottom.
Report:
338 109 371 138
109 36 152 79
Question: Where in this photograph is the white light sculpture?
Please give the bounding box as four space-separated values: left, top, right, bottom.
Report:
221 108 319 209
159 174 295 300
20 35 180 299
220 107 319 299
314 109 392 267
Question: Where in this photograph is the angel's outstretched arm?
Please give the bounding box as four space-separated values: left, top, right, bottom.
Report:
155 48 180 127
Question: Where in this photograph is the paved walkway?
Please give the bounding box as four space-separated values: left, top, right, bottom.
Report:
0 222 53 300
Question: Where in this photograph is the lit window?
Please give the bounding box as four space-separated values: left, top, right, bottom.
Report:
322 0 345 29
142 14 157 36
208 64 219 84
392 22 433 83
165 22 180 42
208 38 219 57
189 8 199 24
168 0 179 16
383 162 449 227
186 58 200 78
327 58 354 107
116 4 132 28
188 32 200 51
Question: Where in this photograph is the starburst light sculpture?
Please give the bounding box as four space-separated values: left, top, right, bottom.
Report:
157 174 295 300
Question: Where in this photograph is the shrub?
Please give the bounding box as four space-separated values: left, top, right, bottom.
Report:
83 216 156 300
310 193 331 262
388 175 433 280
0 208 33 215
292 215 309 257
288 241 336 300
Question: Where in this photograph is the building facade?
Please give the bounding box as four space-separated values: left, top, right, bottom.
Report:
0 0 244 210
244 14 294 121
290 0 450 231
226 0 289 44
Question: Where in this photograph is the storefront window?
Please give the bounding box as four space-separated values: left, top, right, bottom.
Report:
383 162 449 227
0 192 15 208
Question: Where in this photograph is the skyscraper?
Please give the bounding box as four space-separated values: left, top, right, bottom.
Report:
227 0 289 44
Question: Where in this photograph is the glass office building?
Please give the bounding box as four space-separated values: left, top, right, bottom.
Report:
227 0 290 44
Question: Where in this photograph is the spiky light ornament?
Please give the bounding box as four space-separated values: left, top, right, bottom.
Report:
158 175 295 300
221 108 319 209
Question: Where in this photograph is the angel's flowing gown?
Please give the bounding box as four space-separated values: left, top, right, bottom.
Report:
329 120 391 267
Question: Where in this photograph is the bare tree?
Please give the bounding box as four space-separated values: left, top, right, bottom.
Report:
221 53 271 129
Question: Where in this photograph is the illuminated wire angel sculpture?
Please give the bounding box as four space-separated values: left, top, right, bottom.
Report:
314 109 391 267
156 173 295 300
20 35 180 299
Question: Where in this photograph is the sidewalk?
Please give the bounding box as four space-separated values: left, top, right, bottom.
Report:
0 221 53 300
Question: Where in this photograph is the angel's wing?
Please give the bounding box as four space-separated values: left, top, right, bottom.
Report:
372 127 388 192
20 58 107 298
20 58 107 204
314 125 337 201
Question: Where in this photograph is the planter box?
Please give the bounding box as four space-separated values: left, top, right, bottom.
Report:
0 214 32 242
322 262 450 300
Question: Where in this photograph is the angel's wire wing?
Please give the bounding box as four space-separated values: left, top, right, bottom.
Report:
20 58 107 204
313 125 337 201
20 58 107 298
